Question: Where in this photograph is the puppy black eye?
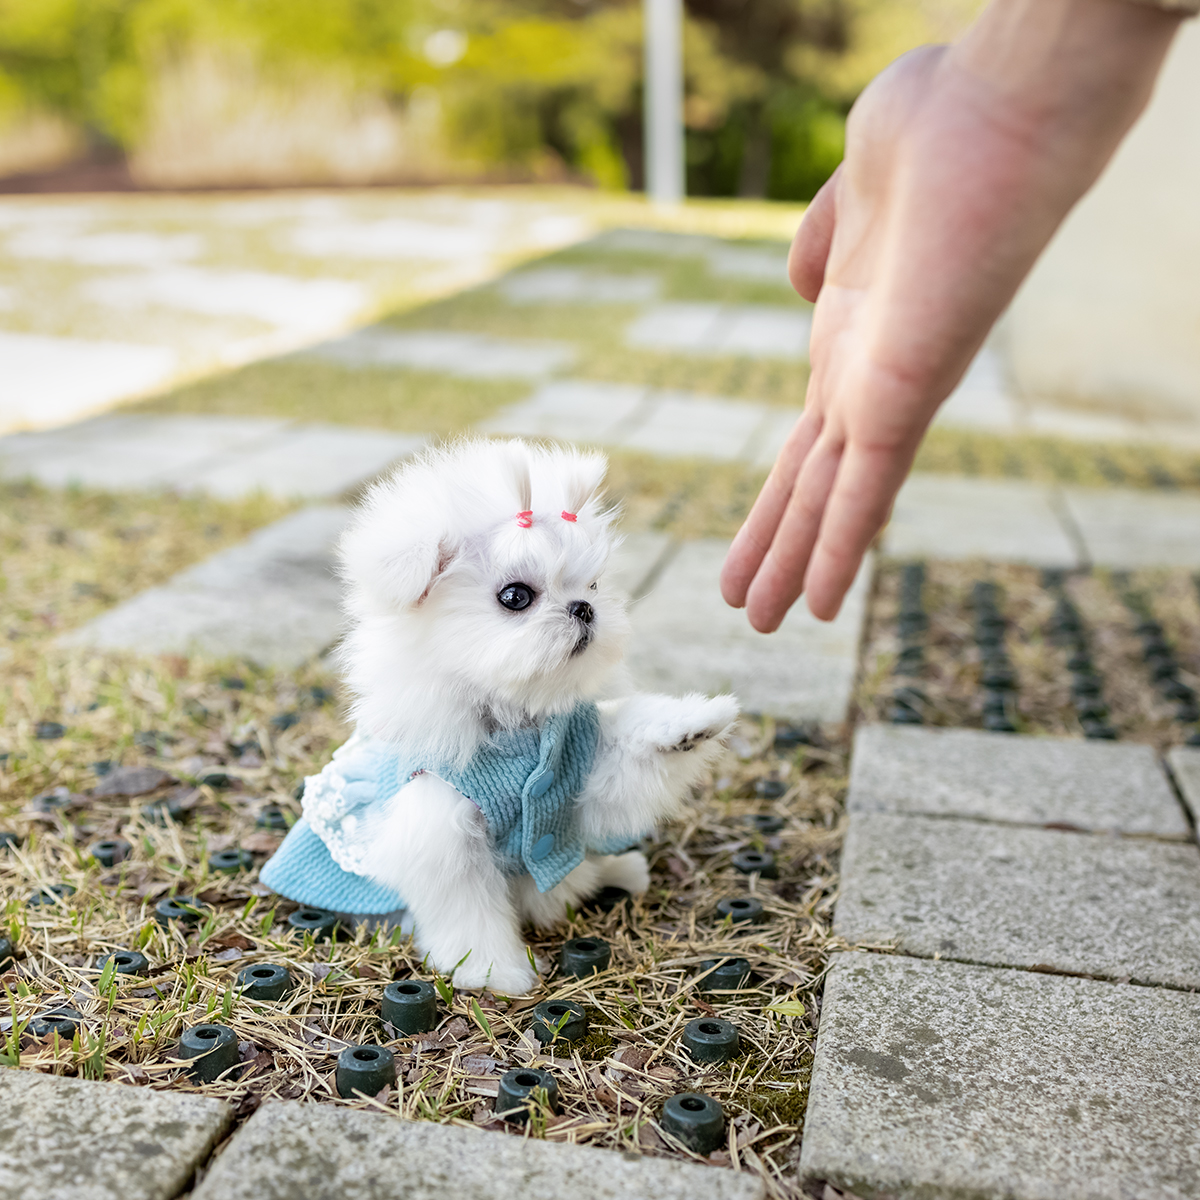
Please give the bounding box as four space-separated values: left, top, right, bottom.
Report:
498 583 535 611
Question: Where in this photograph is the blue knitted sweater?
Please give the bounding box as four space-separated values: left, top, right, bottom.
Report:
260 703 632 914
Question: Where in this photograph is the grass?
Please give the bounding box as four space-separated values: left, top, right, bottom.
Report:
0 472 843 1200
858 559 1200 751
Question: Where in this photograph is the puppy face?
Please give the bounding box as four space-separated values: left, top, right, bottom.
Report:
338 439 628 736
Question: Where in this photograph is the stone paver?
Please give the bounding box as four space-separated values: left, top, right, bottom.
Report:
1 331 177 432
835 812 1200 987
606 531 677 601
933 347 1022 433
0 1068 231 1200
1063 485 1200 568
588 228 720 257
705 245 790 282
628 540 872 722
192 1099 763 1200
625 303 810 360
849 724 1189 836
482 379 799 464
881 473 1081 567
60 505 350 666
1166 744 1200 825
800 953 1200 1200
303 327 574 379
0 414 420 501
498 267 660 305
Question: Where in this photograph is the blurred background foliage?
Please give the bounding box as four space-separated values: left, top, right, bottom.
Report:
0 0 981 196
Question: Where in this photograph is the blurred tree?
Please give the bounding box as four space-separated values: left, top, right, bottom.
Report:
0 0 982 196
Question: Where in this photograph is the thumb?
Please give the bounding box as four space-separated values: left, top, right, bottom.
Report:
788 166 841 302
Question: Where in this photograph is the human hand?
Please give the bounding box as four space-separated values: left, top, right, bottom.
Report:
721 0 1181 631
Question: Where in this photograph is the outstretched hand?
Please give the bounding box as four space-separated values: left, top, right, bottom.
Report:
720 0 1181 632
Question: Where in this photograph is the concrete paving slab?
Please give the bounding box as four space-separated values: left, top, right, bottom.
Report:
747 408 803 469
835 812 1200 987
191 1099 763 1200
882 474 1081 567
934 347 1022 433
0 330 177 431
619 393 769 461
183 425 424 500
304 328 575 379
606 532 676 600
479 379 650 443
1063 485 1200 568
0 1068 231 1200
0 413 290 491
720 306 811 360
848 724 1189 837
587 228 719 257
61 506 350 666
1165 744 1200 826
625 303 724 352
498 267 660 305
800 953 1200 1200
625 304 810 360
705 245 790 283
628 540 872 722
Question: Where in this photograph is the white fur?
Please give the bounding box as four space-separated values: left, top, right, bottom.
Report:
336 439 738 993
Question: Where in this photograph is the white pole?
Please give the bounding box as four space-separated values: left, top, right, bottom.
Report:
644 0 684 205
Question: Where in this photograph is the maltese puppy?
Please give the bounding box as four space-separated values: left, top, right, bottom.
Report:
261 438 738 994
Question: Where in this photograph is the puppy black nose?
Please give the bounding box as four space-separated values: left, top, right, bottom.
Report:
568 600 595 626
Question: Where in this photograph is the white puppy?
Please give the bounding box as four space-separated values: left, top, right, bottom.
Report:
261 438 737 994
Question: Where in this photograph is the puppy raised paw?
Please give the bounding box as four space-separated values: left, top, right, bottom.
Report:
653 693 740 754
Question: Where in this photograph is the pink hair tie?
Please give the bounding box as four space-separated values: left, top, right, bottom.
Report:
516 511 533 528
561 510 577 523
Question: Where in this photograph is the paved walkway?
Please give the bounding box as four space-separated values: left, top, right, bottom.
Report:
800 723 1200 1199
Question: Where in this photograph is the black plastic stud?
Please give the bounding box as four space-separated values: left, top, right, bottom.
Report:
34 721 65 740
530 998 588 1044
382 979 439 1033
29 1007 82 1040
730 851 778 879
982 666 1016 690
99 949 149 975
744 813 784 835
1082 719 1118 740
88 838 132 868
28 884 75 907
716 896 764 925
256 805 291 831
1071 674 1101 698
141 796 186 826
682 1016 740 1063
336 1044 396 1098
889 701 922 725
772 722 814 751
287 907 339 941
495 1067 558 1122
0 936 15 971
753 779 787 800
559 936 612 978
236 962 294 1001
32 789 72 814
155 895 207 926
697 958 752 994
1066 651 1094 672
661 1092 726 1154
208 848 254 874
982 713 1017 733
585 885 631 913
0 831 21 851
1074 696 1109 720
180 1023 240 1082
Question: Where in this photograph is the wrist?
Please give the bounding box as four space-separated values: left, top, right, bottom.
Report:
949 0 1181 143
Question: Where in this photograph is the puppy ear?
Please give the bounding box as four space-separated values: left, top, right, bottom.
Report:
340 524 455 609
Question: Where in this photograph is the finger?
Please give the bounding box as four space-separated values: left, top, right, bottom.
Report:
788 166 841 302
743 433 844 633
720 409 822 608
803 442 917 620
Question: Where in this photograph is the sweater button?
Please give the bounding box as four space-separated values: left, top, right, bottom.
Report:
531 834 555 861
528 769 554 797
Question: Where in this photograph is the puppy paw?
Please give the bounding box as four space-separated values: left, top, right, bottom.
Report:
597 850 651 895
452 957 539 997
655 694 739 754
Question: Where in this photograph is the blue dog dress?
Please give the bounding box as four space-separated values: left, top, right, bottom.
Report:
260 702 638 914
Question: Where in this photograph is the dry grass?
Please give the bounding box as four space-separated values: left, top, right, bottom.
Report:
858 559 1200 751
1 478 845 1198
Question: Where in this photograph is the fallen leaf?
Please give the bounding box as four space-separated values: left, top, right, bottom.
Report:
93 766 178 798
241 832 283 854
